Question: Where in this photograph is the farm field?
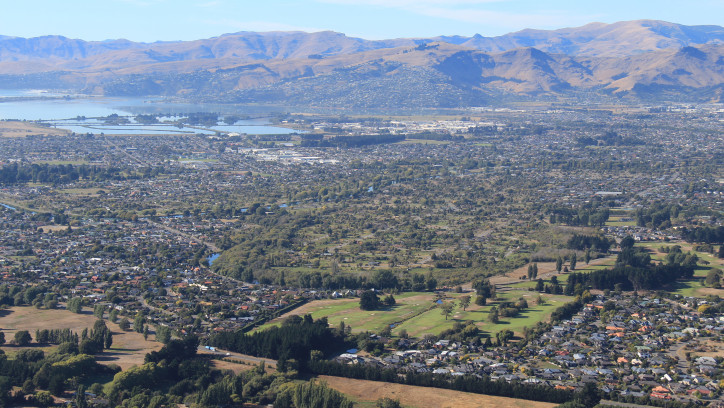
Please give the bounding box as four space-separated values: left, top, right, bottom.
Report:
0 306 161 369
320 375 557 408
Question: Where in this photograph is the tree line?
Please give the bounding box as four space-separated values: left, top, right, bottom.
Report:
207 315 346 370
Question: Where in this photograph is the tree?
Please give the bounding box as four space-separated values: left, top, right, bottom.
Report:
620 235 635 250
488 307 499 324
475 295 486 306
109 308 119 323
118 318 130 331
377 397 402 408
556 256 563 273
75 385 89 408
570 253 577 270
440 302 454 320
48 374 65 396
93 304 105 319
705 269 722 288
0 332 4 346
35 391 54 408
426 274 438 291
496 329 513 345
133 313 145 333
104 331 113 349
155 325 171 344
459 295 471 311
14 330 31 346
67 297 83 314
359 291 380 311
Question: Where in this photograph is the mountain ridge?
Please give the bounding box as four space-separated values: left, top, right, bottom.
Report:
1 20 723 106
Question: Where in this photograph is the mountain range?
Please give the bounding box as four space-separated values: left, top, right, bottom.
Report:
1 20 723 107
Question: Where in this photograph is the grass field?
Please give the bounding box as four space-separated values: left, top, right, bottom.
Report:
0 121 69 138
261 287 572 338
392 290 571 338
320 375 557 408
0 306 161 369
605 216 636 227
257 292 436 333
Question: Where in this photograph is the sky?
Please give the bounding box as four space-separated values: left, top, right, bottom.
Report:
1 0 722 42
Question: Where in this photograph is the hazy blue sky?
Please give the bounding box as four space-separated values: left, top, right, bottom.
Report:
2 0 722 41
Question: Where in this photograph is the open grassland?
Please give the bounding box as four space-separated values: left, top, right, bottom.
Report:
0 306 161 369
0 121 69 137
320 375 557 408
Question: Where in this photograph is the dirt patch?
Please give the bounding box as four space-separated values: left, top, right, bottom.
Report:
695 287 724 297
0 121 69 138
38 225 70 232
0 306 161 370
319 375 557 408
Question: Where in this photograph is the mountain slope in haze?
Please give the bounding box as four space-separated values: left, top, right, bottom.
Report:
82 41 724 107
460 20 724 57
1 20 724 106
2 20 723 73
0 31 415 74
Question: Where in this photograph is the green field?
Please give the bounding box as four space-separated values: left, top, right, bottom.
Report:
392 290 571 338
259 287 573 339
605 216 636 227
255 292 437 333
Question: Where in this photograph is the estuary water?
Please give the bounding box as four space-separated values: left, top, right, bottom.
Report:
0 89 299 135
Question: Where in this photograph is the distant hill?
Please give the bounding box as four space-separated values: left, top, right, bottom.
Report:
1 20 723 106
457 20 724 57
